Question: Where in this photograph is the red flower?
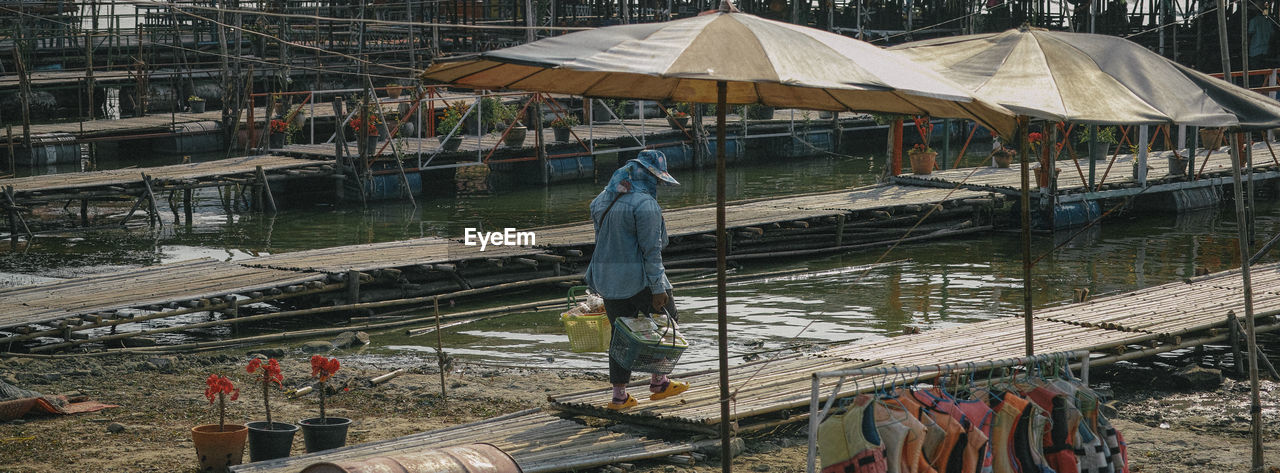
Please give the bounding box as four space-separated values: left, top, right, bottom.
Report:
204 374 239 404
310 355 340 383
247 358 283 388
269 119 289 133
1028 132 1044 144
349 116 381 136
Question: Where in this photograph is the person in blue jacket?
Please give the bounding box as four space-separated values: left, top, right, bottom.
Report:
585 150 690 410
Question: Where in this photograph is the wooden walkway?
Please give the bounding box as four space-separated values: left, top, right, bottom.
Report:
232 409 701 473
0 155 332 205
0 259 326 332
894 142 1280 203
549 261 1280 432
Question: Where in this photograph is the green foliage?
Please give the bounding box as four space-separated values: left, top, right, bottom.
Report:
494 101 520 126
1077 125 1120 145
871 113 909 126
437 102 466 136
550 115 579 128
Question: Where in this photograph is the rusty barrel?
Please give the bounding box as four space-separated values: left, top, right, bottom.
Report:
299 443 521 473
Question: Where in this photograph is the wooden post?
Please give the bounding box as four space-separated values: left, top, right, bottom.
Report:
891 119 903 176
142 174 161 227
346 269 361 304
255 165 277 214
183 188 192 226
332 99 346 202
1229 311 1243 376
6 125 15 173
1136 125 1148 185
85 25 94 121
80 198 89 227
12 48 31 152
533 97 548 185
1018 117 1034 356
835 214 846 246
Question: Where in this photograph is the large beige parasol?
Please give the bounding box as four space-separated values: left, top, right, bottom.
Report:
422 3 1016 470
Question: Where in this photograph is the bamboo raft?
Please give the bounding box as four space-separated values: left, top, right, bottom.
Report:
231 409 701 473
894 142 1280 201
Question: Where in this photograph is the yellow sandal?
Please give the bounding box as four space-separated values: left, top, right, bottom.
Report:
606 394 638 411
649 381 689 401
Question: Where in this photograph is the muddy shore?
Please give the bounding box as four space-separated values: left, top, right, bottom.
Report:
0 347 1276 473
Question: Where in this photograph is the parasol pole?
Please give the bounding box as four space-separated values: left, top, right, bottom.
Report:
1216 0 1264 469
1018 116 1033 356
716 80 732 473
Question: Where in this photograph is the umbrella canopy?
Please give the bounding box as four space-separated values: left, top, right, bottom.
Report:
421 9 1015 133
889 27 1280 129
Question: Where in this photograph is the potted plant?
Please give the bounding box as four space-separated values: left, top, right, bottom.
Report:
550 115 578 142
245 358 297 462
268 119 289 149
908 143 937 175
192 374 246 472
495 102 526 147
666 103 690 130
991 146 1015 168
188 95 206 113
1199 127 1224 150
385 83 403 99
349 114 381 156
298 355 351 453
436 105 464 152
1168 153 1190 176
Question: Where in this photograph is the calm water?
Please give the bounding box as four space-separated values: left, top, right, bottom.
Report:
3 149 1278 371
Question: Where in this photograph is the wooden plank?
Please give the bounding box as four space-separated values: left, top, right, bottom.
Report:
0 155 326 196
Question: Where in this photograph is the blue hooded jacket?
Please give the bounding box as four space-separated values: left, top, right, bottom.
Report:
583 160 671 299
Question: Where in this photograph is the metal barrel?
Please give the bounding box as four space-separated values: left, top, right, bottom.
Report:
299 443 522 473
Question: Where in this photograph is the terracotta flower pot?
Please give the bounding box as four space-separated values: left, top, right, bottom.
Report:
992 150 1014 168
1199 128 1224 150
1034 166 1060 188
908 150 937 175
191 424 248 472
386 86 402 99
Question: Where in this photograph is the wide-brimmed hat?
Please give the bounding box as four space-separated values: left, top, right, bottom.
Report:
630 150 679 186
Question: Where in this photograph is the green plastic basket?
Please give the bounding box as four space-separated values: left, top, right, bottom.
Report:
609 311 687 375
560 286 610 353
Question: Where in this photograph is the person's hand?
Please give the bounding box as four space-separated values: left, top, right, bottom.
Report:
651 292 668 312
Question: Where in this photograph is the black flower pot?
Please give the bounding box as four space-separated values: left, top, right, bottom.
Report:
190 101 206 113
298 417 351 453
269 133 285 150
246 421 298 462
553 127 571 142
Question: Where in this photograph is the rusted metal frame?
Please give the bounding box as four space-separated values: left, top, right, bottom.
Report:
538 93 593 154
481 93 538 164
1095 124 1135 191
950 123 978 170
